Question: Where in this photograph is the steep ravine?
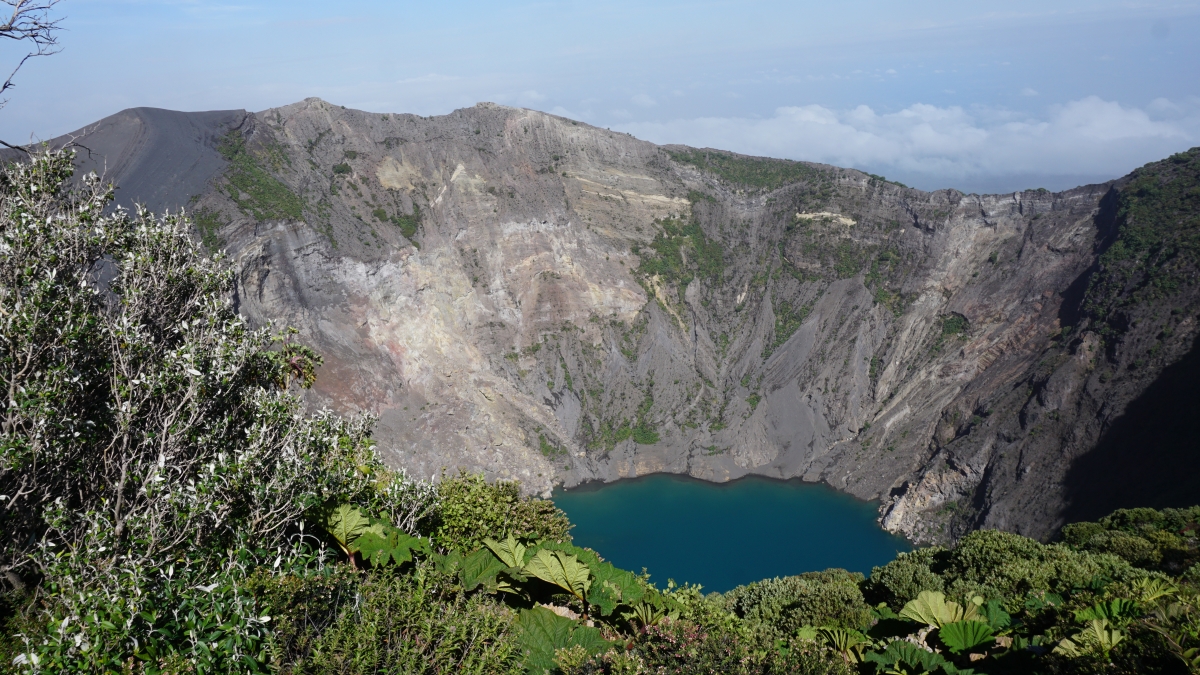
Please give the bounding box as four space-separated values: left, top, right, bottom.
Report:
49 100 1200 544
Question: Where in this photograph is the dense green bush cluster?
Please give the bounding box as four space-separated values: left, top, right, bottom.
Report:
429 472 573 551
1062 506 1200 576
2 151 1199 675
725 570 873 636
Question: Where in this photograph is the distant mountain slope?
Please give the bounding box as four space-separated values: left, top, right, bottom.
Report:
30 99 1200 543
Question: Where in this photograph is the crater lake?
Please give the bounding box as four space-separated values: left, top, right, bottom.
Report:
552 473 912 592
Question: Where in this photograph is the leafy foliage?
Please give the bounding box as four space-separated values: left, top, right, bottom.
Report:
724 569 873 636
353 522 430 567
304 563 524 674
1062 506 1200 575
900 591 980 628
517 606 609 675
316 504 371 556
541 541 646 617
486 535 532 568
863 547 948 611
769 299 813 354
390 203 422 241
937 620 994 654
862 640 972 675
429 472 572 551
525 548 593 608
636 217 725 294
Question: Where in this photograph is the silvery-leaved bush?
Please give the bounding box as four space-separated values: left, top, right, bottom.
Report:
0 150 433 671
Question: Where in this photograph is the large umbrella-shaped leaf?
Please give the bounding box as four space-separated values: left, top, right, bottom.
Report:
939 620 995 654
901 590 978 628
484 535 529 568
864 640 950 673
315 504 369 555
539 541 645 616
460 548 508 591
516 607 611 675
525 549 591 603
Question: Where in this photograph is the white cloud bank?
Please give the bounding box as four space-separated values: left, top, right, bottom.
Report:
617 97 1200 192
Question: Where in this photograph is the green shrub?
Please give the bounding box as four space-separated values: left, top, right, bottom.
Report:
724 569 872 635
244 565 357 664
1062 521 1109 548
625 619 849 675
1063 507 1200 575
863 547 948 610
390 205 422 241
942 313 969 336
428 473 572 551
302 564 523 674
941 530 1142 613
631 423 660 445
1183 563 1200 585
0 150 390 671
332 162 352 174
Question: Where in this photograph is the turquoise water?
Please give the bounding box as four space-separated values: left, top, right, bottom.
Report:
551 473 912 593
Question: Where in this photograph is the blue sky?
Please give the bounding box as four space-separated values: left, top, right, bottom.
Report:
1 0 1198 192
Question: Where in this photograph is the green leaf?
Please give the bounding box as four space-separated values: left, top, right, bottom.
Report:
900 590 977 628
979 599 1011 631
432 549 465 575
1075 599 1139 625
539 541 644 616
1055 619 1126 659
939 620 995 654
524 549 591 604
459 548 508 591
816 627 868 663
315 504 369 554
516 607 610 675
863 640 973 674
484 535 529 568
351 523 429 567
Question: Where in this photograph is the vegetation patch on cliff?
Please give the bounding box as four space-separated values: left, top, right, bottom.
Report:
668 147 824 192
636 217 725 295
1085 147 1200 334
217 129 307 222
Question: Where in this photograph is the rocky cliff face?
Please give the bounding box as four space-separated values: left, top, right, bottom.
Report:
52 100 1200 543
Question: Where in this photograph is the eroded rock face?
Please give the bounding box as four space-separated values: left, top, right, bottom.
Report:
55 100 1200 543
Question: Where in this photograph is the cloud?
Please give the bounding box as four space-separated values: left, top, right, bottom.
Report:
517 90 547 105
631 94 657 108
1021 87 1039 97
617 97 1199 190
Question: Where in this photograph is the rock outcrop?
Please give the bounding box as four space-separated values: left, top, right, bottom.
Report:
44 100 1200 543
